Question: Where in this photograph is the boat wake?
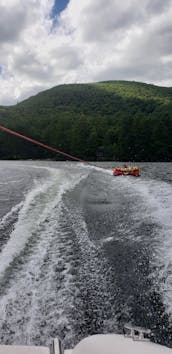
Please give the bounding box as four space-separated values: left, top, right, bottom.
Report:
0 164 119 348
0 162 172 348
0 166 89 345
111 176 172 319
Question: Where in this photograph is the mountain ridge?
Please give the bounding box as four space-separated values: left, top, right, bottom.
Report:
0 81 172 161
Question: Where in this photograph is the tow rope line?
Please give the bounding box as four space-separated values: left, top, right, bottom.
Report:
0 124 93 166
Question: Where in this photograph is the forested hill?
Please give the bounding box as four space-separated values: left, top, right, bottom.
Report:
0 80 172 161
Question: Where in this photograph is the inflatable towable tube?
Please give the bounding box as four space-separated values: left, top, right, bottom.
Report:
113 165 140 176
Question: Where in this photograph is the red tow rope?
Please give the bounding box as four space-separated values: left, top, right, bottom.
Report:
0 124 92 165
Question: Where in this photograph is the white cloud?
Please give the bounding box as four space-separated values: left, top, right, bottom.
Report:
0 0 172 105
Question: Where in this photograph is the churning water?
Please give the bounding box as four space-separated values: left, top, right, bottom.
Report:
0 161 172 348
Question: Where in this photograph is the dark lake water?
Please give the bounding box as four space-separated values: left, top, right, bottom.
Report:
0 160 172 348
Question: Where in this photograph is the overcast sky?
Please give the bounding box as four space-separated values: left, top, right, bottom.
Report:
0 0 172 105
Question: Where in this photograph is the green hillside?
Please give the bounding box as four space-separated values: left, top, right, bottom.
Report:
0 80 172 161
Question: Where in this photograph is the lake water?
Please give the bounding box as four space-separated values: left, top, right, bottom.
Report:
0 160 172 348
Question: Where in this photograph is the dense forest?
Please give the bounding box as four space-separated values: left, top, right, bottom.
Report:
0 80 172 161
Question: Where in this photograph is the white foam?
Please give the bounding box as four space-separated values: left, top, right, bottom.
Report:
112 176 172 316
0 202 23 229
0 166 89 345
0 179 24 185
101 236 114 244
0 166 88 278
93 166 112 175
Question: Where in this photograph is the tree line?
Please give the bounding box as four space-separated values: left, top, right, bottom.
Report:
0 81 172 161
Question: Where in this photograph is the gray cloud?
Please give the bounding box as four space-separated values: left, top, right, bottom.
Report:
50 45 83 70
11 44 83 83
93 60 172 84
12 50 52 80
146 0 171 14
74 0 152 43
0 4 27 43
1 0 172 105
